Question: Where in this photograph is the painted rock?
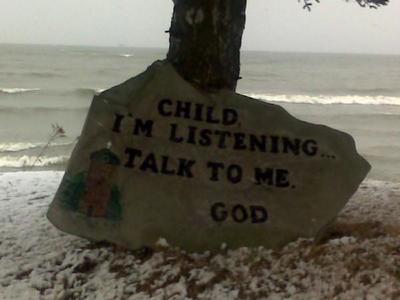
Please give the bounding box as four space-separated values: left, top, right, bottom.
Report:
47 61 370 251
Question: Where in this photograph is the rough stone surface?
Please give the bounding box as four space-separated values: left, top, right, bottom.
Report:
47 61 370 251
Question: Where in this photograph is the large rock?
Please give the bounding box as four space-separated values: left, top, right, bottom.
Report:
47 61 370 251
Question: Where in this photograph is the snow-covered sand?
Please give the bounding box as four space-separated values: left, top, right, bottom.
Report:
1 171 399 299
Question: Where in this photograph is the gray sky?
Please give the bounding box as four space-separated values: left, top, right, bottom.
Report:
1 0 399 54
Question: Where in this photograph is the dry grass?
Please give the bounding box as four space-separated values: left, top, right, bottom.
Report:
318 221 400 243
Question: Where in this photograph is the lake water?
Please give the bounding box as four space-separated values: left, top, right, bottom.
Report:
1 44 399 182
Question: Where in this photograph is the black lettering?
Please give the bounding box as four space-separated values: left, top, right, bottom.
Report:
177 159 195 178
207 162 224 181
169 124 184 143
227 164 242 184
270 136 280 153
232 205 248 223
214 130 231 149
176 101 191 119
194 103 203 121
140 153 158 173
233 133 247 150
211 203 228 222
161 156 175 175
112 113 124 133
254 168 274 185
222 108 238 125
206 106 220 124
302 140 318 156
249 134 267 152
250 206 268 223
124 148 142 168
158 99 172 116
199 129 212 146
187 126 197 145
276 169 290 187
133 119 153 137
282 137 300 156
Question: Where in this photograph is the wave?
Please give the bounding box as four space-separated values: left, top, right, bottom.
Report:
246 94 400 106
0 141 76 153
0 142 41 152
118 54 134 58
75 88 105 97
73 90 400 106
0 155 69 168
0 88 41 94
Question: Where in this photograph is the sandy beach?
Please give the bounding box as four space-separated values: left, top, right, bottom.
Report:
1 171 399 299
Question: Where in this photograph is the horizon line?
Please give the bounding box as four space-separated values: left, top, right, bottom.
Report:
1 42 399 57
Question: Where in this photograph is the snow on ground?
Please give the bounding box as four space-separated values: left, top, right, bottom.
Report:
1 171 400 300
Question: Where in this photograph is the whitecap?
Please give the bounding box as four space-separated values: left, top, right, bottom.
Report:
0 141 75 153
245 94 400 106
0 143 41 152
118 54 134 58
75 88 106 96
0 88 41 94
0 155 69 168
95 88 106 94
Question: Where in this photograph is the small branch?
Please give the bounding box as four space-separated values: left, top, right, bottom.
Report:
28 124 66 170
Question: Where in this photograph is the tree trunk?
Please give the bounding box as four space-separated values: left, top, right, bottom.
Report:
166 0 247 92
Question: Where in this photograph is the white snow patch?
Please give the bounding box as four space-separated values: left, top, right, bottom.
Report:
156 237 170 248
1 172 400 299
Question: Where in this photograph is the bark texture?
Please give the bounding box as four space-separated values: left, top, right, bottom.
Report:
167 0 247 92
